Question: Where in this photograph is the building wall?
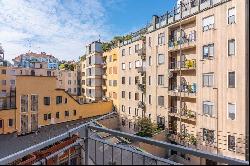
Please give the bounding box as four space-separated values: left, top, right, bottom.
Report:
1 75 113 135
119 39 146 134
103 47 119 110
0 109 16 134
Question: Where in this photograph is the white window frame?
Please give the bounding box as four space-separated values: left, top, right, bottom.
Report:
202 15 215 32
227 7 236 25
228 39 236 56
158 54 165 65
203 73 214 87
122 63 126 70
227 102 236 121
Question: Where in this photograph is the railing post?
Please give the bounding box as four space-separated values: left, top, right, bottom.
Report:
85 127 89 165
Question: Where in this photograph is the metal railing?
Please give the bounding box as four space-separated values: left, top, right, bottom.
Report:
0 113 248 165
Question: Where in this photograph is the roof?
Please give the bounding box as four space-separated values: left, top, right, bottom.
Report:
0 116 102 159
13 52 57 61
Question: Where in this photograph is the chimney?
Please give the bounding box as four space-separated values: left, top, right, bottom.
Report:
152 15 159 30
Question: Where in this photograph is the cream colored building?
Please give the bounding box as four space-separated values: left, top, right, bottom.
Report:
118 0 248 163
118 33 147 134
82 41 104 102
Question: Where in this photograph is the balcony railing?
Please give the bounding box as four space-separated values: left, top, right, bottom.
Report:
181 109 197 121
168 31 196 51
0 113 248 165
138 84 146 93
168 84 197 97
138 47 146 60
137 66 146 74
169 60 196 71
138 101 146 110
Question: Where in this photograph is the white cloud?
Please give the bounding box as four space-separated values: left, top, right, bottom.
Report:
0 0 114 62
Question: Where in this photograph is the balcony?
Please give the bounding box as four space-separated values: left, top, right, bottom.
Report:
168 107 180 117
168 31 196 52
137 84 146 93
169 60 196 71
0 112 248 165
138 47 146 60
181 109 197 122
138 101 146 110
137 66 146 74
168 84 197 98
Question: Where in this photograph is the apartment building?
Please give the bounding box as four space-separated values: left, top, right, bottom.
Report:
0 75 113 135
12 51 59 69
119 31 147 134
0 45 4 60
102 47 119 109
83 41 103 102
144 0 248 163
116 0 248 163
57 63 81 96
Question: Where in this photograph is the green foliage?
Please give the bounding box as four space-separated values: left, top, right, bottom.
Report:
136 117 158 138
59 63 75 71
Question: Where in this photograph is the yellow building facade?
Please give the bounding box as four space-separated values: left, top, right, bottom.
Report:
0 75 113 135
102 47 119 110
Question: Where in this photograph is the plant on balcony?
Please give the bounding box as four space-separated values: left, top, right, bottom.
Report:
135 117 158 137
188 134 197 146
101 42 112 52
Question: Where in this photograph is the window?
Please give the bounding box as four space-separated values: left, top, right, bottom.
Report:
122 77 126 84
48 113 51 120
65 111 69 117
129 92 131 100
56 96 62 104
109 80 112 86
149 56 152 66
44 114 48 121
149 95 152 104
1 69 6 74
158 96 164 106
135 76 140 84
122 49 125 56
109 67 112 74
122 119 126 126
203 129 215 144
228 135 236 151
128 107 131 114
158 54 165 65
203 73 214 87
9 119 13 127
109 55 112 62
135 108 139 116
203 101 214 117
73 110 76 116
122 63 126 70
203 44 214 59
202 15 215 31
113 80 117 87
122 105 125 112
129 122 132 129
135 44 140 53
158 75 164 86
10 80 15 85
129 47 132 55
228 72 236 88
122 91 126 98
0 120 3 128
228 103 236 120
228 7 236 24
228 39 235 56
2 80 6 85
135 93 139 101
158 33 165 45
113 67 118 74
129 77 131 85
56 112 60 119
149 76 151 85
65 98 68 104
135 60 141 68
44 97 50 105
113 92 117 99
129 62 132 69
148 37 152 47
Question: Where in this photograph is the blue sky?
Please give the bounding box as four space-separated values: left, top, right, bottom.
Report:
0 0 177 62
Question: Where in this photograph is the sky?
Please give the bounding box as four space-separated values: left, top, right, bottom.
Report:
0 0 177 62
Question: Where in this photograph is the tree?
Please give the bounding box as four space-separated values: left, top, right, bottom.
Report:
136 117 158 137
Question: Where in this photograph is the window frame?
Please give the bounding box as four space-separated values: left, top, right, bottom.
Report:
227 102 236 121
228 71 236 88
